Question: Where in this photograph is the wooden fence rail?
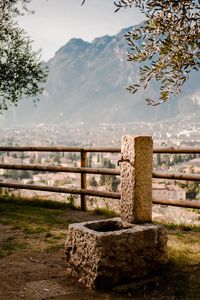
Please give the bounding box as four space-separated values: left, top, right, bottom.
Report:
0 163 120 175
1 163 200 181
0 145 200 210
1 145 200 153
0 146 121 153
0 182 121 199
154 147 200 154
153 171 200 182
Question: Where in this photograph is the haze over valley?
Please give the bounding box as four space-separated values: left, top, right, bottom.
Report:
1 25 200 129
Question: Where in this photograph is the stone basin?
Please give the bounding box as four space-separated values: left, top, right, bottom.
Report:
65 218 167 289
85 218 133 232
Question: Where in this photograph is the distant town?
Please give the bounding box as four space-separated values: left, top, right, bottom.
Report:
0 119 200 204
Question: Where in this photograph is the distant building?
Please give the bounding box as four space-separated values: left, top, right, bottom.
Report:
153 183 186 201
178 158 200 174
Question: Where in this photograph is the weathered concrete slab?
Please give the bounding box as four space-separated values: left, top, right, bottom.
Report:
26 279 71 298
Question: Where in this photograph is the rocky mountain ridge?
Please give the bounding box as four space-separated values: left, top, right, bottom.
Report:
1 26 200 128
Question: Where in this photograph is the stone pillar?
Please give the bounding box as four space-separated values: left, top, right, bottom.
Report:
120 136 153 223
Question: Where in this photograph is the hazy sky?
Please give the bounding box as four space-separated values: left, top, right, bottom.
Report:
18 0 144 61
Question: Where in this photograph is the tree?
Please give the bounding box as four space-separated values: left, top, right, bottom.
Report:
181 181 200 199
18 170 31 179
115 0 200 105
53 152 61 164
87 153 93 167
83 1 200 105
0 0 47 111
99 159 120 192
89 176 98 188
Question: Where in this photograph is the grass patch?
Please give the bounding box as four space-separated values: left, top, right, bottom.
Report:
0 238 27 257
92 207 118 218
161 222 200 233
0 192 78 210
0 193 77 257
23 226 47 235
155 223 200 299
45 232 54 238
0 198 72 230
44 232 66 244
163 222 200 264
166 224 200 298
45 244 64 253
168 245 190 265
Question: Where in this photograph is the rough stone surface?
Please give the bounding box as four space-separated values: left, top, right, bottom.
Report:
120 135 153 223
65 218 167 290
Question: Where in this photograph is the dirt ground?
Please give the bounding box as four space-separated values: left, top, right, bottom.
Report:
0 210 146 300
0 200 200 300
0 210 125 300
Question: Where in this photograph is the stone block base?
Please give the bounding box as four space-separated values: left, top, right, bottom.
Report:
65 218 167 289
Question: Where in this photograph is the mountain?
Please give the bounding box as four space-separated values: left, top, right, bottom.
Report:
1 26 200 128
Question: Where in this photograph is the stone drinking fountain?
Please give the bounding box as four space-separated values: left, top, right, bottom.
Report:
65 136 167 289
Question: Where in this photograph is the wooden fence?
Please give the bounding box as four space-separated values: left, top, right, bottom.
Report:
0 146 199 210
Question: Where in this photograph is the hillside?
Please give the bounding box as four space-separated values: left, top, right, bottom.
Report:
1 26 200 128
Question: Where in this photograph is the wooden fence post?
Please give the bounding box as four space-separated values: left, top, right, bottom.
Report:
81 149 87 211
